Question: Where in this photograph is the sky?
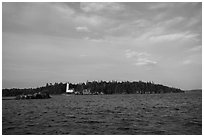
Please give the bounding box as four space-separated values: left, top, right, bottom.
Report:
2 2 202 90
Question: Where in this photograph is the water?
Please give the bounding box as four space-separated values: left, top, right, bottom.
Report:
2 92 202 135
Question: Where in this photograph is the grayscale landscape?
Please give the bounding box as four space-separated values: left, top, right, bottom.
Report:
2 2 202 135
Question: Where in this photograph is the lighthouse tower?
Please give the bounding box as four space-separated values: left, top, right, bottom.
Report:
66 83 74 94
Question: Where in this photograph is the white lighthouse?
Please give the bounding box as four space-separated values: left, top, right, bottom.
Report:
66 83 74 94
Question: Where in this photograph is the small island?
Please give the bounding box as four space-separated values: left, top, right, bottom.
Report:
2 80 184 98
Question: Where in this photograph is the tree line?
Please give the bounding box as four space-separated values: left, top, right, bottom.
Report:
2 80 184 97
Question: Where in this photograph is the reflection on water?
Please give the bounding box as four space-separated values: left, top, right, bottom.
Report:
2 92 202 135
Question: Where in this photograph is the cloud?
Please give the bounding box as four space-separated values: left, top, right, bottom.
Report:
149 32 199 42
53 3 75 16
75 15 105 27
159 17 185 27
134 58 157 66
186 17 200 27
125 49 149 59
125 49 157 66
125 49 137 58
184 45 202 54
76 26 90 32
130 16 194 43
154 12 167 21
187 45 202 52
148 3 176 10
84 37 104 43
182 52 201 66
107 19 150 37
53 3 111 27
183 59 192 65
80 2 124 13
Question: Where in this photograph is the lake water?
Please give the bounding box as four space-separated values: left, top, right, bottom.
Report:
2 91 202 135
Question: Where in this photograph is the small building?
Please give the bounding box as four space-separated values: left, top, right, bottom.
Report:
82 89 91 95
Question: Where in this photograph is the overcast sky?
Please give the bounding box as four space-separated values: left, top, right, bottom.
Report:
2 2 202 90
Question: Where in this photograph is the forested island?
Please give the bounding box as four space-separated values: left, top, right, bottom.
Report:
2 80 184 97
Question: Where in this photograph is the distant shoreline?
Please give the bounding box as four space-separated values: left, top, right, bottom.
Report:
185 89 202 92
